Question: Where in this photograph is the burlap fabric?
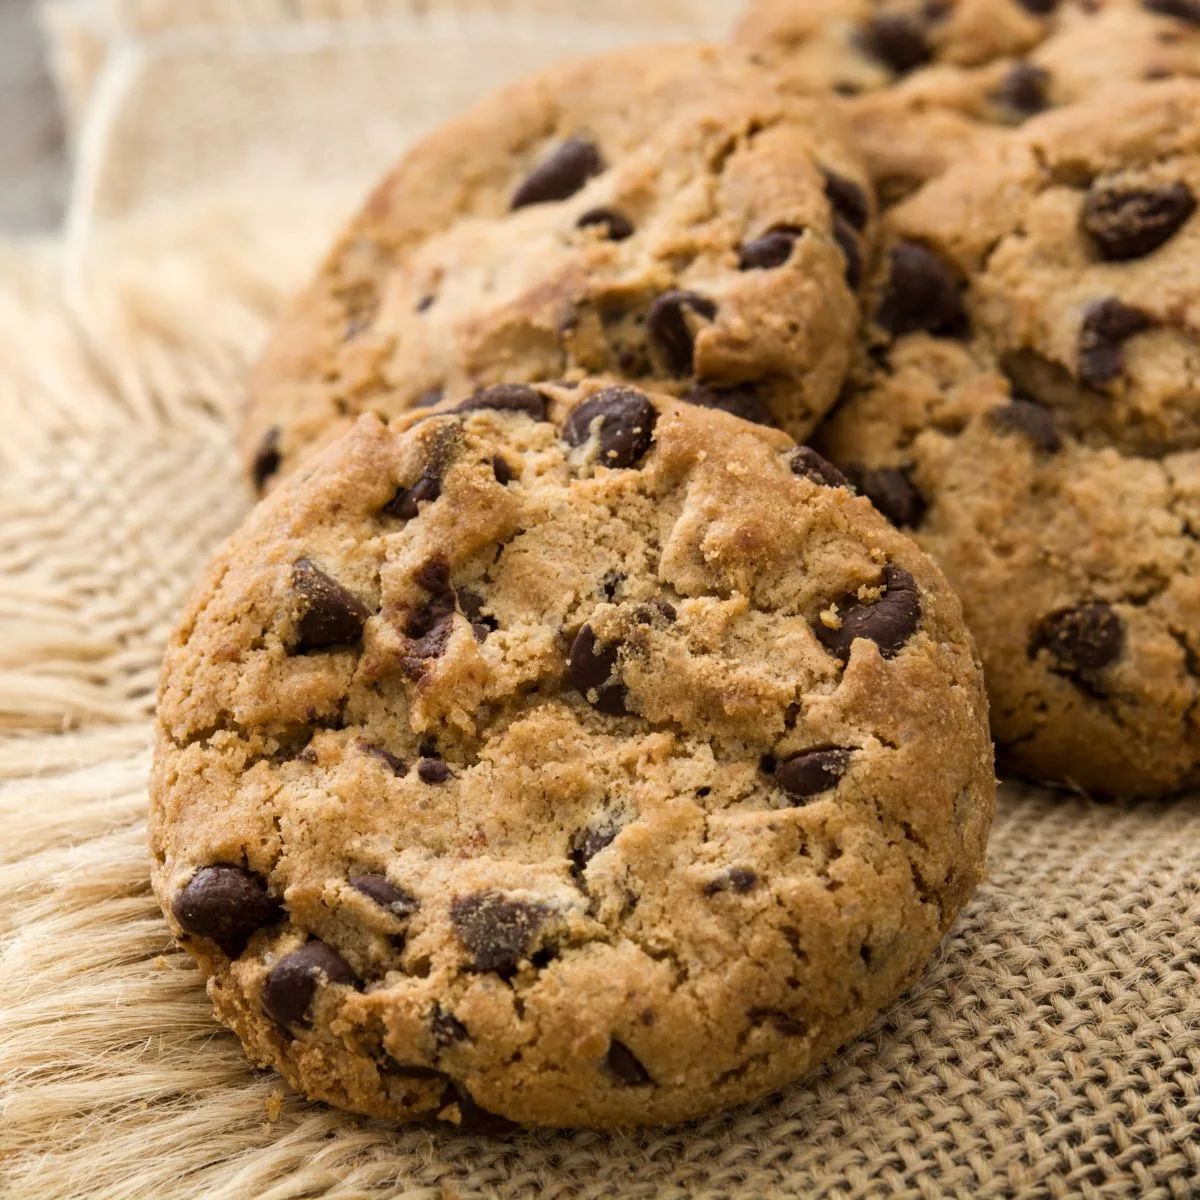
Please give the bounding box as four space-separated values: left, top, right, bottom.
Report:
2 4 1198 1196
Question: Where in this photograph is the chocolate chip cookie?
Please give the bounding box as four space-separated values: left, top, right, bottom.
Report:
241 44 873 492
813 80 1200 796
154 380 995 1129
738 0 1200 202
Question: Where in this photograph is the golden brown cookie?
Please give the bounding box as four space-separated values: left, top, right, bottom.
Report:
813 81 1200 796
241 44 873 491
154 380 994 1129
738 0 1200 202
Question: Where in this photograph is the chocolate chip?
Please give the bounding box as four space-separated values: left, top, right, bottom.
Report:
790 446 851 489
1018 0 1059 12
431 1003 470 1048
876 242 965 337
456 384 547 420
291 558 371 652
1082 180 1196 261
1143 0 1200 23
252 427 282 492
400 558 458 677
847 466 926 528
263 940 356 1028
682 383 778 427
418 758 452 784
738 225 804 270
416 294 436 313
990 63 1051 119
775 748 853 801
511 137 604 209
570 823 618 883
382 473 440 520
492 456 514 485
350 873 419 918
703 867 758 896
1078 297 1153 386
833 216 863 289
441 1082 521 1134
450 891 548 976
576 207 634 240
604 1039 653 1086
359 741 407 775
172 866 281 957
646 291 717 376
568 624 628 715
748 1008 807 1036
562 387 657 469
855 14 931 74
1030 603 1124 671
987 399 1061 452
457 588 497 640
823 169 870 231
815 563 922 663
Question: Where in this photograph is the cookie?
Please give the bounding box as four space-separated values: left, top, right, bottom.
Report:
153 379 995 1129
737 0 1200 201
241 44 873 491
813 80 1200 796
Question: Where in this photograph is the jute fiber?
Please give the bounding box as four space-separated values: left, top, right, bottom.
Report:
1 3 1198 1197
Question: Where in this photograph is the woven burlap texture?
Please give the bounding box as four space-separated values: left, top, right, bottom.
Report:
2 3 1198 1197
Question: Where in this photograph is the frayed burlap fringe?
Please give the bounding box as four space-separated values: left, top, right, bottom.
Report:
0 1 1197 1195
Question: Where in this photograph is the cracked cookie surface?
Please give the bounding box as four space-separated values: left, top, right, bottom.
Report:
240 43 872 492
153 380 994 1129
737 0 1200 202
814 81 1200 796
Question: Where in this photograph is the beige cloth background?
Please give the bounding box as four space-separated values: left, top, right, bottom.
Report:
1 4 1198 1197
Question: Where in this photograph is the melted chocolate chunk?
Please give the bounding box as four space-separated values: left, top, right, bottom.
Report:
450 891 548 976
263 941 356 1028
252 427 282 492
790 446 851 489
563 387 657 469
775 748 853 801
417 758 452 784
738 225 804 270
814 563 922 663
291 558 370 652
702 867 758 896
172 865 281 957
1082 180 1196 261
847 466 926 528
855 13 931 74
382 473 440 520
430 1002 470 1048
833 216 863 289
350 873 419 918
1078 297 1153 386
492 456 514 485
604 1039 653 1086
876 242 965 338
511 137 604 209
682 383 778 427
456 384 547 420
441 1082 522 1134
1143 0 1200 24
1030 603 1125 672
568 624 628 714
359 741 407 775
576 207 634 240
990 62 1051 120
646 291 717 376
988 399 1061 453
570 823 619 883
823 169 870 231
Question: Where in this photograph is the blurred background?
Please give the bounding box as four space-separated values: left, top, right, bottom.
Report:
0 0 66 232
